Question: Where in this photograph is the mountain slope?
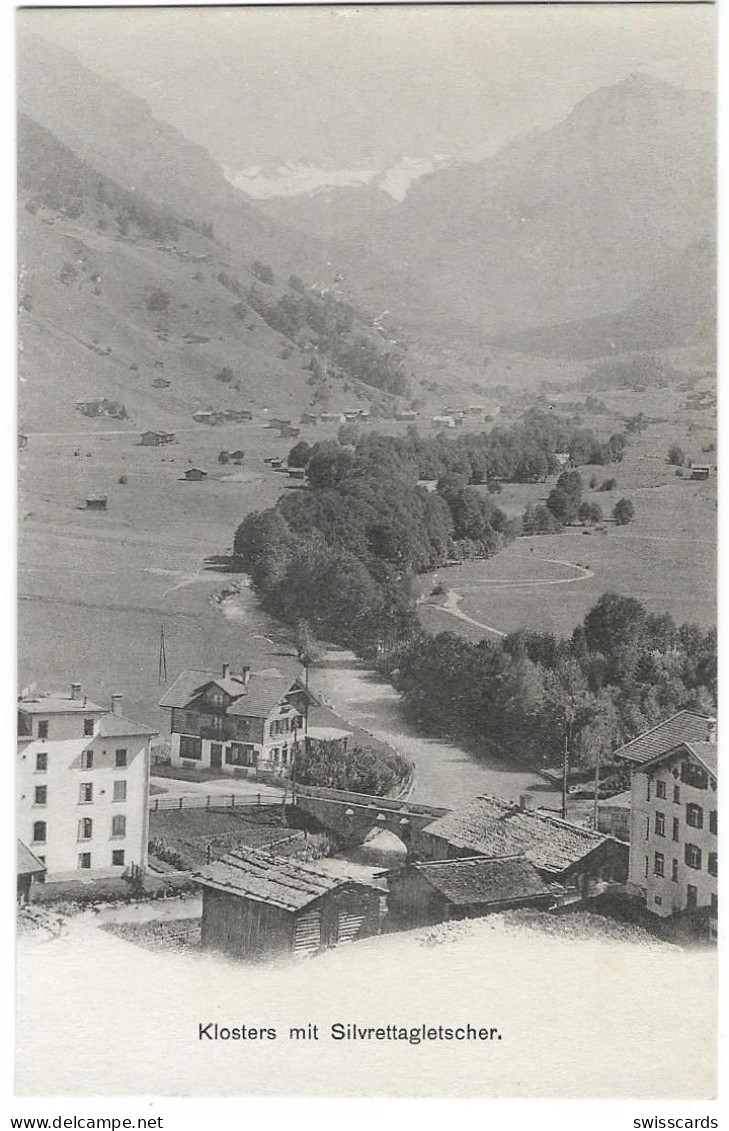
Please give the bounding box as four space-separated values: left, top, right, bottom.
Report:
334 72 714 335
488 238 716 359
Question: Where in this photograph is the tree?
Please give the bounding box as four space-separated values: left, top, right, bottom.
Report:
288 274 305 293
287 440 313 469
145 287 170 312
612 497 635 526
338 423 360 446
667 444 685 467
600 477 617 492
251 260 274 285
546 470 583 525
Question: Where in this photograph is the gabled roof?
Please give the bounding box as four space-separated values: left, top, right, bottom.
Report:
194 847 345 911
227 673 307 719
17 840 47 876
394 855 554 907
613 710 714 765
97 712 157 739
641 739 718 780
158 669 249 709
422 795 617 876
598 790 632 810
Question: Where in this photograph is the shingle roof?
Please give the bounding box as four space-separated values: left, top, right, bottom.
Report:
227 673 305 719
194 847 345 911
17 840 47 876
613 710 714 765
400 855 555 906
598 790 632 810
641 740 718 780
422 795 617 875
158 669 249 709
97 712 157 739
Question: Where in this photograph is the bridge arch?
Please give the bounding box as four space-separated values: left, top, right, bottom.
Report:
293 785 449 859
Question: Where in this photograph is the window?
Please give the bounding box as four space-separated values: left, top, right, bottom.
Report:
686 884 698 910
645 778 651 802
37 720 49 739
654 852 665 877
35 752 48 772
78 817 93 841
83 718 95 736
685 843 702 870
709 810 717 835
708 852 717 878
113 780 127 802
79 782 93 804
32 820 46 843
673 785 681 804
178 735 202 760
281 744 289 767
681 762 708 790
656 780 666 799
654 895 662 907
644 855 649 878
672 859 679 882
112 850 125 867
672 817 680 842
81 749 94 770
654 812 665 837
686 803 703 829
645 816 650 840
34 786 47 806
710 894 718 912
225 743 256 767
111 815 126 838
78 853 91 870
115 749 128 768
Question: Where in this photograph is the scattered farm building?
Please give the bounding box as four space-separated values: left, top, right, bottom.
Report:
279 425 301 439
418 794 628 897
320 412 346 424
152 377 171 389
395 410 418 422
689 464 711 481
140 430 175 446
301 412 319 424
386 854 557 929
183 468 208 481
17 840 46 903
288 468 306 480
85 495 107 511
195 847 384 961
193 411 217 425
159 661 317 775
229 450 246 463
18 433 28 450
555 452 572 467
432 415 456 429
597 791 632 842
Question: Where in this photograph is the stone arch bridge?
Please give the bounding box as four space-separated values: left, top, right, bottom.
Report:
294 784 449 856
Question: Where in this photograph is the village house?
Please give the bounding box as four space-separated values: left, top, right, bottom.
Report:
159 663 317 776
17 840 46 903
229 450 246 463
432 415 456 429
195 847 384 960
386 854 557 929
416 794 627 899
301 412 319 424
597 791 632 842
140 430 175 446
395 410 418 422
689 463 711 481
617 715 717 926
85 495 107 511
17 684 156 877
319 412 346 424
183 467 207 481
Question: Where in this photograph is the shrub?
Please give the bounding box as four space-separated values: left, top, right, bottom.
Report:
146 288 171 312
252 260 274 285
667 444 685 467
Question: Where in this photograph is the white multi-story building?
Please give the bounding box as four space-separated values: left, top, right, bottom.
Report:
17 683 156 876
616 711 717 920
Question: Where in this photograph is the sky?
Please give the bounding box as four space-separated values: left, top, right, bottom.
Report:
19 5 715 170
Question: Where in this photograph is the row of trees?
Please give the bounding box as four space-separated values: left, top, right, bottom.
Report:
381 594 716 771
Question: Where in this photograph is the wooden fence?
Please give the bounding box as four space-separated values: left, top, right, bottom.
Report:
149 792 279 812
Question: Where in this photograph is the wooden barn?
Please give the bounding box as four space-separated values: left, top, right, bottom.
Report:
195 847 383 961
17 839 46 903
184 467 208 481
141 430 175 446
85 495 108 510
386 855 557 929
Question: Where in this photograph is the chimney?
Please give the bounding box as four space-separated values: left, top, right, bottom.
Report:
241 665 251 685
71 682 82 701
519 793 534 812
111 694 123 716
222 663 230 679
706 718 717 744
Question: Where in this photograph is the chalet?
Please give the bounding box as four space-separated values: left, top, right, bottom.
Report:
183 468 208 481
690 464 711 481
17 840 46 903
85 495 107 511
288 468 306 480
269 418 292 429
229 450 246 463
140 430 175 446
597 791 632 842
613 710 715 768
192 411 217 425
320 412 346 424
386 854 557 929
270 459 284 470
395 410 418 422
343 411 361 422
301 412 319 425
195 847 384 961
159 662 317 775
417 794 627 899
432 415 456 429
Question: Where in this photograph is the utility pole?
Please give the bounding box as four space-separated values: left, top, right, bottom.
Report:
593 744 601 830
561 731 569 821
158 624 167 684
